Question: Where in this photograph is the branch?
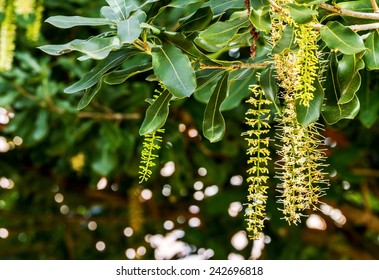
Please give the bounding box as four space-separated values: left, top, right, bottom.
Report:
77 111 140 120
320 3 379 21
370 0 379 13
199 62 269 70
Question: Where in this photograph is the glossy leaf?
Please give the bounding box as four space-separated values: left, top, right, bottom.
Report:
194 15 249 52
320 21 366 55
104 62 152 85
363 30 379 70
64 49 137 93
105 0 135 20
203 72 229 143
178 6 213 32
117 13 143 44
249 6 271 34
260 67 281 114
38 39 86 56
271 25 297 54
210 0 245 15
152 43 196 98
287 3 318 24
139 90 172 135
337 54 364 104
77 79 103 110
194 70 225 103
322 52 361 124
251 0 270 10
45 16 112 28
296 79 324 126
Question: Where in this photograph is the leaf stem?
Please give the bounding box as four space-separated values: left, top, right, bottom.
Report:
370 0 379 13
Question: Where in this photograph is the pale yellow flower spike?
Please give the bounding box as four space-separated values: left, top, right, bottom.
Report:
26 0 44 42
243 84 272 240
0 1 16 72
14 0 35 16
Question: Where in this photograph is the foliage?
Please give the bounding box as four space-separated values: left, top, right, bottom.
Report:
0 0 379 259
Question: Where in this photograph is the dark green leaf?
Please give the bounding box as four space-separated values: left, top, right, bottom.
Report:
251 0 270 10
287 3 318 24
210 0 246 15
337 54 364 104
178 6 213 32
322 52 361 124
363 30 379 70
320 21 366 55
152 43 196 98
358 70 379 127
296 79 324 126
272 25 297 54
221 68 257 111
104 62 152 85
203 72 229 142
45 16 112 28
260 66 281 113
33 109 49 142
37 39 86 56
194 70 225 103
139 90 172 135
64 49 137 93
77 79 103 110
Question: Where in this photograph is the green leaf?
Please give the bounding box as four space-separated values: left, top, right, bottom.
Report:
152 43 196 98
178 6 213 32
117 14 143 44
203 72 229 143
296 0 327 4
337 54 364 104
70 36 121 60
251 0 270 10
339 1 375 24
194 15 249 52
194 70 225 103
249 6 271 34
296 79 324 126
92 146 115 176
33 109 49 142
37 39 86 56
363 30 379 70
104 62 152 85
286 3 318 24
260 66 281 114
168 0 203 8
358 70 379 127
320 21 366 55
210 0 246 15
105 0 135 20
64 49 137 93
322 52 360 124
139 90 172 135
45 16 112 28
221 68 258 111
271 25 297 54
77 79 103 110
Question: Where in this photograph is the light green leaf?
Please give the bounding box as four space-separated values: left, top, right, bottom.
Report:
105 0 135 20
203 72 229 143
337 54 364 104
339 1 375 24
287 3 318 24
64 49 137 93
296 79 324 126
194 15 249 52
45 16 112 28
117 16 142 44
320 21 366 55
37 39 86 56
251 0 270 10
139 90 172 135
70 36 121 60
152 43 196 98
363 30 379 70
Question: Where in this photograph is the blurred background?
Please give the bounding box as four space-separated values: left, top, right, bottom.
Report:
0 0 379 259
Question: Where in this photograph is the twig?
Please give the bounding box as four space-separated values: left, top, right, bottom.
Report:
199 62 269 70
349 22 379 31
370 0 379 13
77 111 140 120
320 3 379 21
